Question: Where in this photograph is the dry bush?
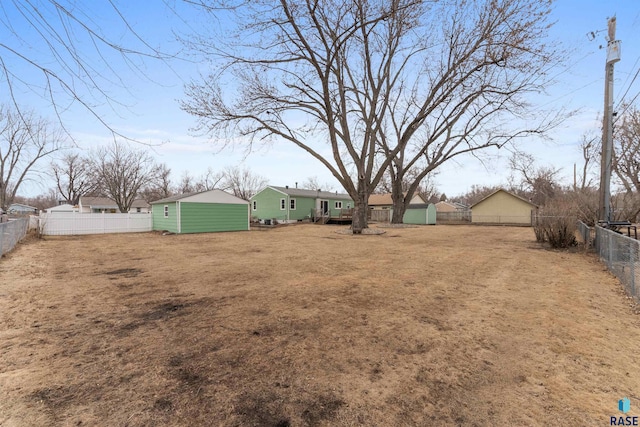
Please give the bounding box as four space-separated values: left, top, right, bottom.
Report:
564 188 598 226
533 202 577 248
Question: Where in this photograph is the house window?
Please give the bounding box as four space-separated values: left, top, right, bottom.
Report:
136 207 141 213
280 198 286 210
290 198 296 210
335 201 343 209
164 205 169 218
252 200 257 211
347 203 351 209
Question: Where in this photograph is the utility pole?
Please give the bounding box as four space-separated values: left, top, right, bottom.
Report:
599 16 621 223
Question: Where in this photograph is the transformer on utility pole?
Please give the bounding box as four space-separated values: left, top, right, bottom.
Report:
599 16 621 223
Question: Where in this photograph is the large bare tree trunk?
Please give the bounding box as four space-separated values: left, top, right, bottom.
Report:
351 178 370 234
390 178 406 224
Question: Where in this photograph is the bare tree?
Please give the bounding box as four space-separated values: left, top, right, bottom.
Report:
176 171 198 194
614 105 640 193
0 105 64 210
199 167 226 191
302 176 335 192
612 105 640 221
181 0 559 232
575 131 600 191
140 163 173 202
455 184 502 206
14 189 58 212
509 151 560 206
379 1 561 223
91 141 160 212
51 152 98 205
0 1 173 137
221 166 267 201
174 168 226 195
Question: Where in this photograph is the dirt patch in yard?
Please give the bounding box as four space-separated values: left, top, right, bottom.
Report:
0 224 639 426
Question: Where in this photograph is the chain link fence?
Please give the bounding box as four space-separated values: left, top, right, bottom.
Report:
576 220 594 249
579 220 640 302
0 217 29 257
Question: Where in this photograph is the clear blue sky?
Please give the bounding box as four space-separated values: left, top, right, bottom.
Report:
5 0 640 198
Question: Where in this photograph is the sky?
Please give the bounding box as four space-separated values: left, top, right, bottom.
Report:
3 0 640 199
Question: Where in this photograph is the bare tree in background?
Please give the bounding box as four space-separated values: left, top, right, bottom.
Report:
221 167 267 201
0 1 173 137
175 168 226 195
139 163 173 202
575 131 599 191
302 176 335 192
176 171 198 194
612 105 640 221
200 168 226 191
13 189 59 211
51 153 98 205
455 184 502 206
182 0 559 231
91 141 161 212
0 105 64 210
614 105 640 194
509 151 560 206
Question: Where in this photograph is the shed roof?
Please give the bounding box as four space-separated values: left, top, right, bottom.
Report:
151 189 248 205
268 186 352 200
469 189 537 209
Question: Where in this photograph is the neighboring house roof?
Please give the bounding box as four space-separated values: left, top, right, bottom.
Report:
80 196 150 209
368 193 426 206
436 201 468 211
151 189 248 205
8 203 38 211
469 189 537 209
46 204 77 212
405 203 434 209
268 186 353 200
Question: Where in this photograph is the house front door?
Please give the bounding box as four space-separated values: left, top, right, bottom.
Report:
320 200 329 215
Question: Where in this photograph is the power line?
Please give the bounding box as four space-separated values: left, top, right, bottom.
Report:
617 53 640 98
615 90 640 121
615 62 640 110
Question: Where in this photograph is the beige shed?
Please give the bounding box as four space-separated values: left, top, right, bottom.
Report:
470 189 537 225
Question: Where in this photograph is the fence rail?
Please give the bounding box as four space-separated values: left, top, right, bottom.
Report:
368 209 391 223
40 212 152 236
0 218 29 256
436 211 471 223
580 220 640 302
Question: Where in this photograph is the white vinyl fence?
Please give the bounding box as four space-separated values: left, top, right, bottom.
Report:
40 213 152 236
0 217 29 256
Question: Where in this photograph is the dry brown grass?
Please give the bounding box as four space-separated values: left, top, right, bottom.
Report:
0 224 639 426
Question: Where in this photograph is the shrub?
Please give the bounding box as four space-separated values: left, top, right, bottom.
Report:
533 202 577 248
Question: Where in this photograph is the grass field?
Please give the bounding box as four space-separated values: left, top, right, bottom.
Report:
0 224 639 426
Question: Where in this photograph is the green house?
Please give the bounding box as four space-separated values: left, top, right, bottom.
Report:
400 203 437 225
250 186 353 223
151 189 249 233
